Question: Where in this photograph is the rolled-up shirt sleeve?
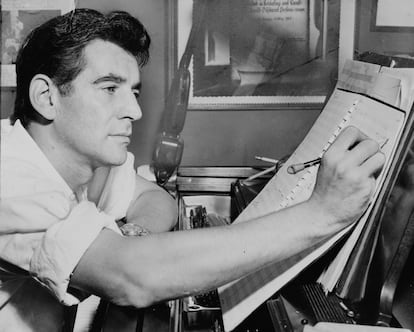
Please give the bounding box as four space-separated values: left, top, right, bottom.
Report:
1 120 138 306
28 154 136 305
29 201 120 305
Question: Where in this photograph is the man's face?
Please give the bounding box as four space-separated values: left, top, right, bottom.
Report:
52 39 142 169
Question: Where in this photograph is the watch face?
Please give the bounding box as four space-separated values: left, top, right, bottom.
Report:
120 223 150 237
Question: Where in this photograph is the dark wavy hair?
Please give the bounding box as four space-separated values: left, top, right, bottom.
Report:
11 8 151 127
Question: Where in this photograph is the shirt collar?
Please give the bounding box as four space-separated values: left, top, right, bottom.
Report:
6 119 75 198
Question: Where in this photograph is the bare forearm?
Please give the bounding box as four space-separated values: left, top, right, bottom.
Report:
120 199 338 304
126 189 178 233
70 127 385 308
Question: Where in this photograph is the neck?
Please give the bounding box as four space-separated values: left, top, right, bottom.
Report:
27 122 94 192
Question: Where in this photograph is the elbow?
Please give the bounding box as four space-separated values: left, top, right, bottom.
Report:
115 280 158 308
125 287 158 309
116 267 168 308
163 193 179 230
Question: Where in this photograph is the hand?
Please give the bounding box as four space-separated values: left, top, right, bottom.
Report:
310 126 385 229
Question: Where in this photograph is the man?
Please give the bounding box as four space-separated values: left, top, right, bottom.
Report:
0 8 385 332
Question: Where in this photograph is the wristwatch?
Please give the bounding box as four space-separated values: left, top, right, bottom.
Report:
120 223 150 237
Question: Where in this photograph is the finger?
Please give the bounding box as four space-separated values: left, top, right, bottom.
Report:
345 138 381 167
329 126 368 154
359 151 386 179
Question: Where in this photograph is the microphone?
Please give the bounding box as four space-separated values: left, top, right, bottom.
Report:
151 0 207 186
151 132 184 186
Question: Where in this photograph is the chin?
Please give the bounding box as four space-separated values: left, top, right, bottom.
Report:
100 149 128 167
111 153 128 166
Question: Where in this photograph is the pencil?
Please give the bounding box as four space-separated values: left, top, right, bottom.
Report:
244 165 277 182
287 157 321 175
255 156 279 164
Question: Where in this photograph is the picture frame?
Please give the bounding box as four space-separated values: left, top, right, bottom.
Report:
174 0 342 110
351 0 414 59
1 0 74 87
371 0 414 32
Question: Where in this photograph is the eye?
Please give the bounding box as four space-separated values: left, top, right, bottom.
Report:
103 86 118 94
132 89 140 99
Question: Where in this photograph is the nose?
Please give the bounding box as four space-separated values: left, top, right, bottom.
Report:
131 101 142 121
122 91 142 121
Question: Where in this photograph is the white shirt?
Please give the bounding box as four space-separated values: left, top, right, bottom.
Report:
0 119 137 331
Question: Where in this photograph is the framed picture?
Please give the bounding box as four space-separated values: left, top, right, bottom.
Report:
175 0 341 110
351 0 414 59
1 0 74 87
371 0 414 32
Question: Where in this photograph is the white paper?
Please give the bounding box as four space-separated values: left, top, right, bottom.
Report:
218 61 413 332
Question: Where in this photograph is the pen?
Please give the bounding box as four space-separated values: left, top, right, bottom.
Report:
255 156 279 164
287 137 389 175
287 157 321 174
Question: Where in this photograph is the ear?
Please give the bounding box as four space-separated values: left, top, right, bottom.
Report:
29 74 59 121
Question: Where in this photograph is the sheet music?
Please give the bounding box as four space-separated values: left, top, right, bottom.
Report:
318 67 414 292
369 73 402 108
318 97 407 292
236 90 366 223
336 60 381 94
218 60 411 332
379 67 414 112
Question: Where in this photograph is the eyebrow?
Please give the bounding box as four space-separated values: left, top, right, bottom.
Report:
132 82 142 91
93 74 142 90
93 74 125 85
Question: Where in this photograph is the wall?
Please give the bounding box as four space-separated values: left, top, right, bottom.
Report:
1 0 321 168
180 109 320 166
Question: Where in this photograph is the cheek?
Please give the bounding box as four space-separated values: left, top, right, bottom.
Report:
57 90 117 144
60 97 108 132
73 116 109 146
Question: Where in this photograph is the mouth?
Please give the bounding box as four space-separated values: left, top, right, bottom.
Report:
110 134 131 145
